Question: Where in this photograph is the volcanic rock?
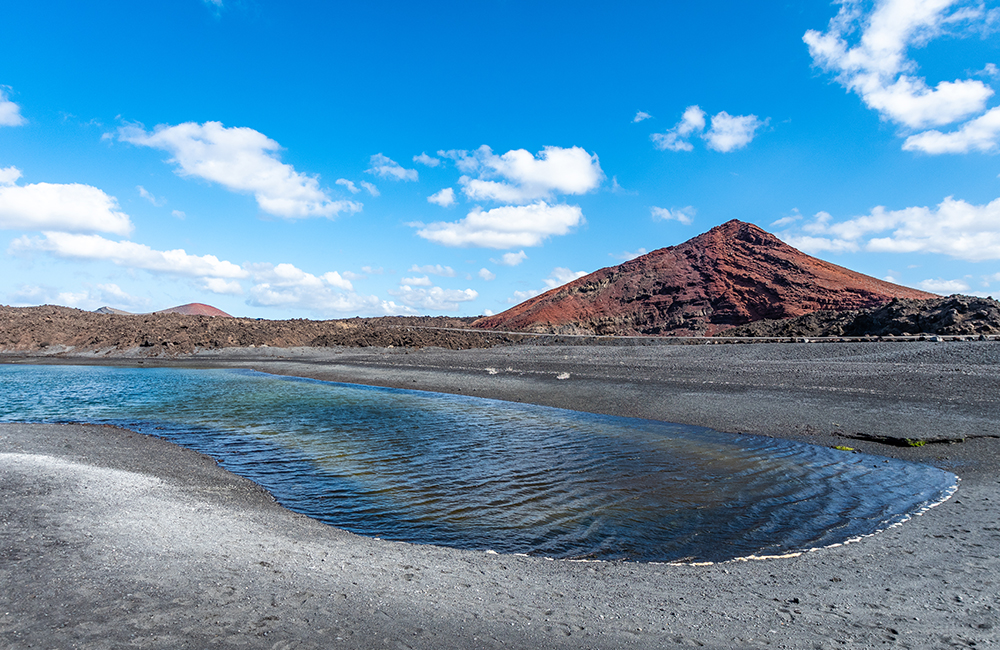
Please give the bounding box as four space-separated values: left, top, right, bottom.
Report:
473 220 936 336
726 294 1000 338
0 306 519 355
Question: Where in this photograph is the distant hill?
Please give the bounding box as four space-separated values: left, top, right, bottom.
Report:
93 303 233 317
473 219 936 336
154 303 232 318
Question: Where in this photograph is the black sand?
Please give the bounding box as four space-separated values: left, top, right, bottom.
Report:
2 341 1000 648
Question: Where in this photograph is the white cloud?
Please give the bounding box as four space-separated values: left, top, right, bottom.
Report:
770 213 802 228
366 153 418 181
0 168 133 235
416 201 584 249
137 185 166 207
505 267 588 303
492 250 528 266
360 181 380 196
507 289 539 304
428 187 456 207
457 145 604 204
543 267 588 289
9 282 150 310
782 195 1000 261
202 278 243 295
0 88 26 127
902 105 1000 153
400 275 433 286
651 205 695 225
413 152 441 167
388 284 478 311
0 166 22 185
633 111 652 123
409 264 455 277
651 105 705 151
779 233 861 254
652 105 763 152
245 262 404 315
437 149 480 173
336 178 360 193
918 278 969 293
611 248 648 261
171 210 186 220
10 232 248 278
804 0 996 131
118 121 361 219
703 111 766 152
478 268 496 281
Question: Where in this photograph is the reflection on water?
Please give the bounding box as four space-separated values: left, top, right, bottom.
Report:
0 364 956 562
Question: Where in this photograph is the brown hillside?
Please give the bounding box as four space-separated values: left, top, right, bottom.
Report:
155 303 233 317
473 220 936 336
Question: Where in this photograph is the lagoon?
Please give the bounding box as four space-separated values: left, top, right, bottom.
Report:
0 364 956 562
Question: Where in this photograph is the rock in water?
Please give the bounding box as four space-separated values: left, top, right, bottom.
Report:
473 220 935 336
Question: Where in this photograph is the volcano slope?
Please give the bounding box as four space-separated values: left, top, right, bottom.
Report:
473 219 935 336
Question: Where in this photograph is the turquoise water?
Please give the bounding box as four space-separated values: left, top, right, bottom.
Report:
0 364 956 562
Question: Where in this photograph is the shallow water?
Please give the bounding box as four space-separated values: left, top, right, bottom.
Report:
0 364 956 562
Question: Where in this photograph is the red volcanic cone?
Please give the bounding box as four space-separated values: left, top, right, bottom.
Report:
473 220 935 336
155 303 233 317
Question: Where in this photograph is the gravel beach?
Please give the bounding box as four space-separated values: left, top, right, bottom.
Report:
2 341 999 648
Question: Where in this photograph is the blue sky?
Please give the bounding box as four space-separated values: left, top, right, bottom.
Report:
1 0 998 318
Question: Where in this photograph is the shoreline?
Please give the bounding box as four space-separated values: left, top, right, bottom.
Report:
3 342 1000 648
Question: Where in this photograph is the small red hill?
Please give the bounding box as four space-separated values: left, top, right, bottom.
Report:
473 220 936 336
155 303 232 318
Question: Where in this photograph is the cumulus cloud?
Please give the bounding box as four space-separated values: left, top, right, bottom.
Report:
478 268 496 281
0 88 26 126
245 262 404 315
413 152 441 167
454 145 603 204
781 195 1000 261
652 105 763 152
0 167 133 235
918 278 969 293
704 111 766 152
416 201 584 249
118 121 361 219
651 205 695 225
633 111 652 123
202 278 243 295
171 210 186 219
409 264 455 277
902 106 1000 153
360 181 379 196
428 187 456 207
366 153 418 181
388 284 478 311
10 232 248 278
805 0 998 149
9 282 150 310
492 250 528 266
652 106 707 151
